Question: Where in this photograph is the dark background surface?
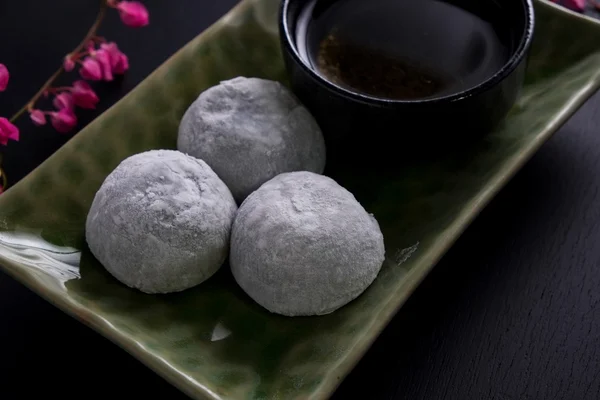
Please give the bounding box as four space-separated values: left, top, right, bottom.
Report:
1 1 600 399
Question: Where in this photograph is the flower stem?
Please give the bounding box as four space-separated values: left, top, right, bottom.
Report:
47 86 73 93
9 1 107 123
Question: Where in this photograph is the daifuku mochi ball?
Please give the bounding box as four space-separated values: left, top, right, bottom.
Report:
177 77 326 203
85 150 237 294
230 171 385 316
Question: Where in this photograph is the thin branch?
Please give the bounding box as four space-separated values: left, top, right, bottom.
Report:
9 1 108 123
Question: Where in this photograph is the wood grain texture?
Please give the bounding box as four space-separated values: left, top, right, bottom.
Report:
1 1 600 399
333 91 600 400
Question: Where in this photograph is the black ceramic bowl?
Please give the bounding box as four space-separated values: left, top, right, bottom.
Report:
279 0 535 162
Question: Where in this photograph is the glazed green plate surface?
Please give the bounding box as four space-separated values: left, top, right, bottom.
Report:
1 1 600 399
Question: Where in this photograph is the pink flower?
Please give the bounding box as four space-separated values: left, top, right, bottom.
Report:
63 56 76 72
53 92 74 110
71 80 99 109
79 57 102 80
50 109 77 133
29 109 47 126
0 117 19 145
0 64 9 92
79 48 119 82
100 42 129 74
113 52 129 74
95 49 114 81
555 0 585 11
115 1 149 28
568 0 585 11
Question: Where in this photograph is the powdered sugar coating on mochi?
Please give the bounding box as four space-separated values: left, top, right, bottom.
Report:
177 77 326 203
230 171 385 316
85 150 237 294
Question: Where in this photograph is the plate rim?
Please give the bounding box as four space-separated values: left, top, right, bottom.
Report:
1 1 600 399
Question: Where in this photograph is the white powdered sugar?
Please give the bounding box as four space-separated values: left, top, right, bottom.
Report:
85 150 237 294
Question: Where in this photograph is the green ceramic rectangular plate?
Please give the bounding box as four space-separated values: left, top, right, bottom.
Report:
0 0 599 399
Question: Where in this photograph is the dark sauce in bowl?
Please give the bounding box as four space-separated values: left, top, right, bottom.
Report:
294 0 514 100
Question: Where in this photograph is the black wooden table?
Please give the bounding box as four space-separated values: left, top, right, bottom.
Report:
1 1 599 399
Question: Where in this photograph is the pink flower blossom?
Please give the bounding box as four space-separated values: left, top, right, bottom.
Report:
100 42 129 74
50 109 77 133
567 0 585 11
79 46 123 82
115 1 149 28
0 64 9 92
71 80 99 109
63 56 76 72
53 92 74 110
553 0 585 11
0 117 19 145
80 57 102 80
29 110 47 126
95 49 114 81
113 52 129 74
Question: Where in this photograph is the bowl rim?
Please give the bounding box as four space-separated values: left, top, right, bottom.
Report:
279 0 535 106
